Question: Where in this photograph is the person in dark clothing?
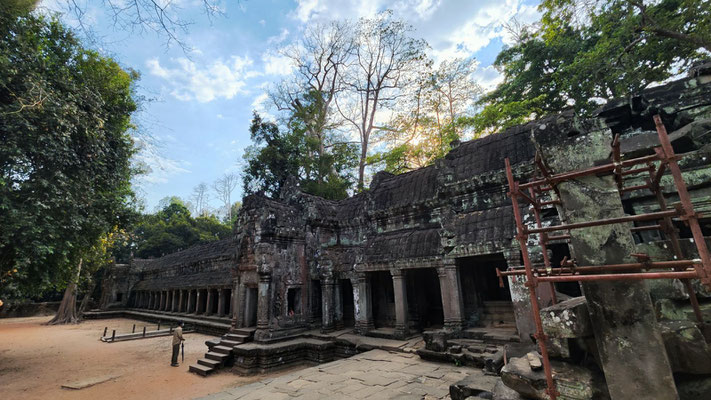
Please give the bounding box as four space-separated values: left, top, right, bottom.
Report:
170 321 184 367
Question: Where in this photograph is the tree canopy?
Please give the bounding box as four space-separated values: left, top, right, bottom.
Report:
132 199 232 259
473 0 711 133
0 11 138 299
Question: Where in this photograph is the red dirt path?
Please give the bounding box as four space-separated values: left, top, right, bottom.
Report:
0 316 285 400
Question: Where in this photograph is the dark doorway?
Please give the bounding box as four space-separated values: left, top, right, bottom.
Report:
210 289 219 314
370 271 395 328
198 289 207 314
458 253 512 327
245 287 258 327
406 268 444 330
340 279 355 327
287 287 302 315
311 280 322 323
548 243 581 297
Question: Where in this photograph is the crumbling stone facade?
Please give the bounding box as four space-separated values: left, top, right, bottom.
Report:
103 69 711 393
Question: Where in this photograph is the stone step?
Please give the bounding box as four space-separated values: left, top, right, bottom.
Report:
198 358 221 368
219 339 241 347
206 351 229 362
189 363 214 377
232 328 256 337
223 333 249 343
212 345 233 355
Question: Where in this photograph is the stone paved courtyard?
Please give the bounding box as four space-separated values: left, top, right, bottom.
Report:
197 349 498 400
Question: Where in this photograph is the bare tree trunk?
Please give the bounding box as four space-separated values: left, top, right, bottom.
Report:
48 258 82 325
78 277 96 318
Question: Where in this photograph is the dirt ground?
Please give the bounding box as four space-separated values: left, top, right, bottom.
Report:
0 316 290 400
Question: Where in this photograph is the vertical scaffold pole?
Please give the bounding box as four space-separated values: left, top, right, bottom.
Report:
505 158 558 400
654 115 711 290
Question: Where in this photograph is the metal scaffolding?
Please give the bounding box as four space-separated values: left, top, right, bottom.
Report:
498 115 711 399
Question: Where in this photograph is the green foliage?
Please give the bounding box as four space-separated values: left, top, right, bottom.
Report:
242 107 358 200
475 0 711 133
132 202 232 259
0 12 138 298
369 58 481 174
242 112 304 198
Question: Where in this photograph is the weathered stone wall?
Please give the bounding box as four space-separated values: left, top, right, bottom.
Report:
101 72 711 353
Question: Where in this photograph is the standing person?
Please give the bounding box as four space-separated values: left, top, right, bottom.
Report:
170 321 184 367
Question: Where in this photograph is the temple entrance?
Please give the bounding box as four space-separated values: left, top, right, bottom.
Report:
458 253 513 327
197 289 207 314
209 289 219 314
370 271 395 328
340 279 355 327
244 287 258 327
406 268 444 331
311 280 322 323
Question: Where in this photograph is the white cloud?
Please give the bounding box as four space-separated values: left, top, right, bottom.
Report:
268 28 290 45
288 0 540 92
146 56 254 102
473 64 504 91
290 0 539 64
132 137 191 185
261 52 293 76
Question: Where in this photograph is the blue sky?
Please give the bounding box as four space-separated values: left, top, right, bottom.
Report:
39 0 541 213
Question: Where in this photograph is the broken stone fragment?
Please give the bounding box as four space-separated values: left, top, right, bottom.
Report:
660 320 711 375
540 296 592 339
449 375 495 400
423 330 448 352
501 356 610 400
526 352 542 371
492 379 524 400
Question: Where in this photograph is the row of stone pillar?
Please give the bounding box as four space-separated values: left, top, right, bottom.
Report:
133 287 233 317
318 260 465 339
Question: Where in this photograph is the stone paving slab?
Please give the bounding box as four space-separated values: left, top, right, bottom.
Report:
195 349 498 400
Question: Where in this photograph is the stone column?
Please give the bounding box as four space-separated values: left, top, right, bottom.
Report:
150 292 155 309
334 281 344 330
321 277 335 332
256 273 271 330
535 126 677 399
205 288 213 315
178 290 184 313
217 288 225 317
232 278 243 329
172 290 178 312
159 291 165 311
391 269 409 339
352 273 374 334
156 292 161 310
438 261 464 331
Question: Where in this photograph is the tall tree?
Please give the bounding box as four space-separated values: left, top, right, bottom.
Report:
370 58 481 173
213 173 239 221
337 10 427 189
0 12 137 301
271 21 353 163
191 182 210 217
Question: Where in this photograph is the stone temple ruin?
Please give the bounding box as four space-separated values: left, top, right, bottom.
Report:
94 66 711 398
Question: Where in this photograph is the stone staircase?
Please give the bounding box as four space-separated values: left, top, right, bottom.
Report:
189 328 255 376
480 300 516 328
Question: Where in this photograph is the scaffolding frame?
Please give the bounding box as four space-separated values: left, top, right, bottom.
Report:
498 115 711 399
